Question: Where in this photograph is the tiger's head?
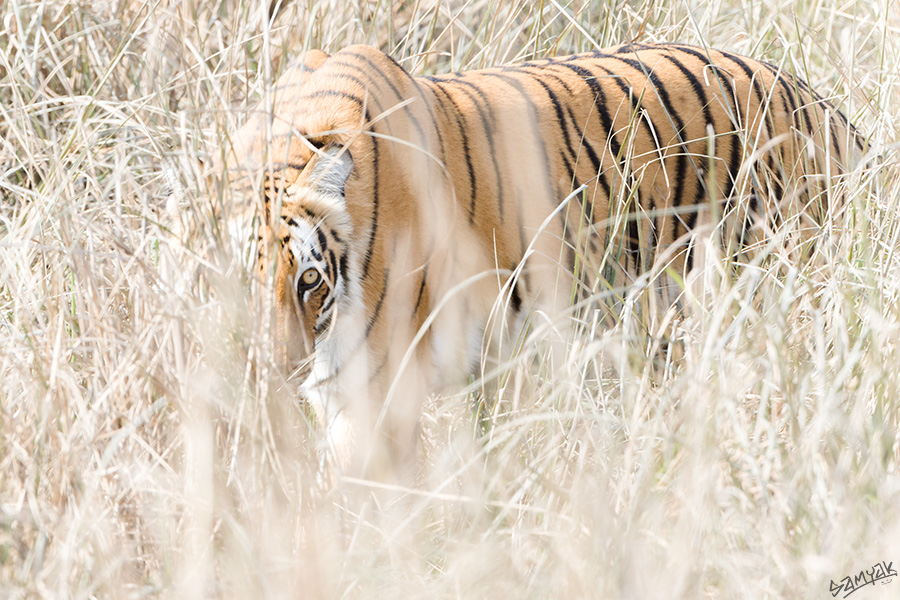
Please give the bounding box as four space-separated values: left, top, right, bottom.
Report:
259 144 356 382
231 45 418 390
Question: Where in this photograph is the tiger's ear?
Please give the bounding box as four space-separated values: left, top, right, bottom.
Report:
301 49 330 71
308 144 354 201
274 49 330 93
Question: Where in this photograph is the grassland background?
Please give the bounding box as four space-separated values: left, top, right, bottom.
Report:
1 0 899 597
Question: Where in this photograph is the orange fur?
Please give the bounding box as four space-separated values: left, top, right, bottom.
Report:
227 43 862 475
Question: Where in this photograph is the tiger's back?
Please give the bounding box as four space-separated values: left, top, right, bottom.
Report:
228 42 862 473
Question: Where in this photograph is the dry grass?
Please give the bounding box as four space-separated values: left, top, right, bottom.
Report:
2 0 900 597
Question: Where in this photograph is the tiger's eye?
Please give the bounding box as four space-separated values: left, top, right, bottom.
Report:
298 268 322 292
302 269 319 285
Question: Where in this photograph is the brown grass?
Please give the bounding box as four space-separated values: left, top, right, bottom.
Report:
1 0 899 597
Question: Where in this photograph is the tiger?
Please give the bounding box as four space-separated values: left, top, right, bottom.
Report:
224 42 864 476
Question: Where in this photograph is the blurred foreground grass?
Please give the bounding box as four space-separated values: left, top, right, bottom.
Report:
1 0 899 597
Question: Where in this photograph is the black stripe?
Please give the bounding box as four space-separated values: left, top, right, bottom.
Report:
315 312 333 336
478 74 558 192
759 62 817 147
526 67 613 205
360 108 379 279
648 197 659 268
625 189 641 268
265 161 308 173
552 56 670 265
566 104 605 223
521 72 588 185
527 75 578 182
300 89 365 106
426 80 478 222
775 84 796 140
320 295 336 317
411 78 448 167
315 228 328 256
375 53 449 158
739 191 759 250
310 69 439 157
799 78 846 136
789 77 846 164
548 61 622 160
598 50 692 249
369 353 389 381
712 50 789 213
438 78 507 223
790 80 816 139
666 47 745 216
775 66 839 150
314 70 371 93
338 52 451 181
657 51 716 238
567 56 660 149
579 189 599 254
333 53 430 149
714 51 776 141
339 252 348 284
510 274 523 314
480 70 575 273
327 248 338 284
825 102 843 164
365 269 390 337
296 206 317 222
413 268 427 317
263 163 307 207
546 60 632 258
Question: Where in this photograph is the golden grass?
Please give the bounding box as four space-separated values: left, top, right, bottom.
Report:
2 0 899 597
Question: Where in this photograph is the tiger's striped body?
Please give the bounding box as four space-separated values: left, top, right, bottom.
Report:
228 43 861 472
